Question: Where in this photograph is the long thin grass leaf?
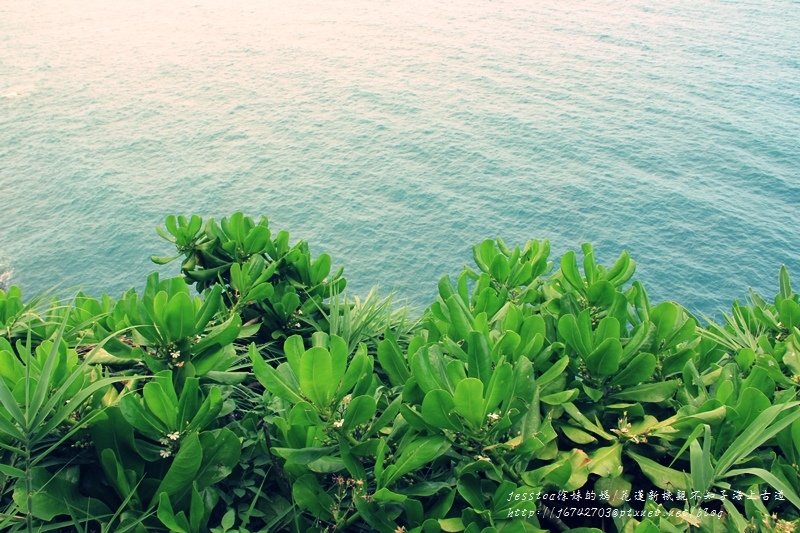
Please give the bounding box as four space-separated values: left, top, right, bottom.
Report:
28 310 71 428
30 376 134 447
0 377 25 427
714 400 800 477
724 467 800 509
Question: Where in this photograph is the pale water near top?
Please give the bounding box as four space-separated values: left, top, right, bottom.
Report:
1 0 798 316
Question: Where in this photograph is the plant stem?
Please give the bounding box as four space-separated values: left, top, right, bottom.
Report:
24 437 32 533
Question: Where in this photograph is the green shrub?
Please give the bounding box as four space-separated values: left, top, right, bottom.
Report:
0 212 798 533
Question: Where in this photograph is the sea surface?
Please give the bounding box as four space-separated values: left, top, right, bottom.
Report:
1 0 798 317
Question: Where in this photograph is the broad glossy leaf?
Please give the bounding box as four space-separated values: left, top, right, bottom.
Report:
292 474 335 520
381 436 451 487
153 432 203 504
377 336 410 387
466 331 491 385
445 295 473 342
587 280 615 307
610 352 656 386
411 346 451 394
195 428 241 489
13 467 110 521
157 493 189 533
421 389 461 431
594 476 631 507
586 338 622 377
611 380 679 402
343 395 377 430
454 378 485 429
298 347 335 407
540 388 579 405
165 292 194 341
484 361 513 416
119 393 165 438
560 251 585 292
560 424 596 444
249 345 305 404
143 382 177 429
537 356 569 389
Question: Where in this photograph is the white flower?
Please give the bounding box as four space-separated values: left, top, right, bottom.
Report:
341 394 353 407
170 351 180 359
487 412 501 422
167 431 180 441
333 419 344 429
160 449 172 458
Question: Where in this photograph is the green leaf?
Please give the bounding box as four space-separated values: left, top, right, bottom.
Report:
491 254 510 282
689 426 713 496
165 292 195 341
153 431 203 504
377 337 410 387
250 346 305 404
456 474 485 510
466 331 491 385
243 225 270 254
454 378 485 429
310 253 332 285
445 295 474 343
421 389 461 431
151 254 181 265
343 395 377 431
715 400 800 477
586 338 622 377
540 389 579 405
634 520 660 533
382 436 451 487
611 380 679 402
588 280 616 307
0 377 25 436
724 467 800 509
339 343 371 399
588 443 622 477
438 518 465 532
560 424 597 444
779 265 793 300
157 493 189 533
484 362 513 416
537 356 569 389
0 463 24 478
594 476 631 507
196 428 241 489
221 509 235 530
627 451 690 492
411 346 451 394
560 251 585 292
292 474 335 520
119 393 165 438
610 352 656 386
779 299 800 330
12 466 110 521
143 382 178 429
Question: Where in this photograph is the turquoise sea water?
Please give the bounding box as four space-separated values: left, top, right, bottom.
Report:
1 0 798 316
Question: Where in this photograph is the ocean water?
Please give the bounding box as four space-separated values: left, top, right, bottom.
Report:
1 0 798 317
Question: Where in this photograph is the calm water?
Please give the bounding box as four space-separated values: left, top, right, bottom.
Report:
1 0 798 316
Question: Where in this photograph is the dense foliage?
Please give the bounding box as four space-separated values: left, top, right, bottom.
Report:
1 212 799 533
